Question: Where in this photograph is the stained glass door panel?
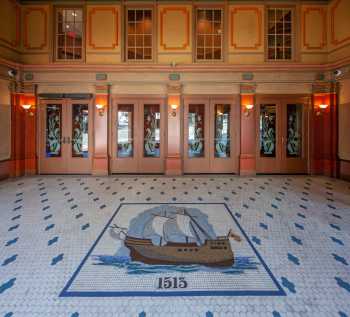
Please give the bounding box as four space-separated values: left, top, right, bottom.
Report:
117 104 134 158
46 104 62 157
214 104 230 158
188 104 205 158
71 104 89 158
143 104 160 158
260 105 277 157
286 104 302 158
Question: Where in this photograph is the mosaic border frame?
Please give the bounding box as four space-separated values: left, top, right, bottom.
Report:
60 202 286 297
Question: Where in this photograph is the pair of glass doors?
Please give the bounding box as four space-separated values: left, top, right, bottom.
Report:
110 98 165 173
183 97 240 173
39 99 93 174
256 96 309 174
110 96 239 174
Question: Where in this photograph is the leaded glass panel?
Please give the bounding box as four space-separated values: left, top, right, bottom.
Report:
286 104 302 158
214 104 230 158
188 104 205 158
72 104 89 158
144 104 160 157
117 104 134 158
260 104 276 157
46 104 62 157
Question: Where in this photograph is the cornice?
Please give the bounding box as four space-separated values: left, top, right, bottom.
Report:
1 57 349 75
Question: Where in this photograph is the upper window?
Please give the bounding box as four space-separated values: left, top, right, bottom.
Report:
55 8 84 61
126 9 153 61
267 8 293 60
196 9 223 61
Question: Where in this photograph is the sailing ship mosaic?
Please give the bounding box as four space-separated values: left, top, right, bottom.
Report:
61 203 285 297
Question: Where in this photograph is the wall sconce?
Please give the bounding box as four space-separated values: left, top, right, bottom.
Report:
170 104 178 117
22 104 34 116
244 104 254 117
316 104 328 116
96 104 105 116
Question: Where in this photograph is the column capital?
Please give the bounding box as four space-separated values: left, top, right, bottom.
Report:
167 82 182 95
312 82 336 94
240 83 257 94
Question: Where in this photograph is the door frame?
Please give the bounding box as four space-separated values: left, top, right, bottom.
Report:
255 94 311 174
109 95 167 174
183 94 240 174
38 98 94 174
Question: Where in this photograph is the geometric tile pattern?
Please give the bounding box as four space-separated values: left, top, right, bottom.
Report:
0 175 349 316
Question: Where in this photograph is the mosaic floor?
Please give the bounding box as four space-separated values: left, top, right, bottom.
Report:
0 175 349 317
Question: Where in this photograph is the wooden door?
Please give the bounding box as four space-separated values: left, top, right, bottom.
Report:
256 99 283 173
209 98 240 173
39 100 67 174
111 99 140 173
39 99 93 174
65 100 93 174
138 99 165 173
256 96 309 174
280 99 309 173
110 98 165 173
183 97 210 173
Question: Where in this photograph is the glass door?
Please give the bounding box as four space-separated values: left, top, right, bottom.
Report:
111 100 139 173
138 102 165 173
39 100 67 174
39 99 93 174
184 97 239 173
66 100 93 174
183 98 210 173
256 102 282 173
209 98 239 173
281 102 308 173
256 97 309 174
110 98 165 173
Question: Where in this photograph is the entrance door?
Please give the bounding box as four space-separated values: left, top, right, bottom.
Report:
183 96 239 173
256 96 309 174
39 99 93 174
110 98 165 173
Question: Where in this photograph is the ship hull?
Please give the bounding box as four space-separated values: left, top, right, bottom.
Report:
125 236 234 267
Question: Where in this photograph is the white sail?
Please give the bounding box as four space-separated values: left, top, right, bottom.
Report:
151 216 169 237
176 213 194 238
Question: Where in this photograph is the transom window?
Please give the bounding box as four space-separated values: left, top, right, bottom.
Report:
127 9 153 61
55 8 83 61
267 8 293 60
196 9 223 61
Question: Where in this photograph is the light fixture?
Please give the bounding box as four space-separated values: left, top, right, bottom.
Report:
316 104 328 116
244 104 254 117
22 104 34 116
170 104 178 117
96 104 105 116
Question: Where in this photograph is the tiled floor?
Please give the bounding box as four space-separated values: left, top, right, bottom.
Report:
0 175 349 317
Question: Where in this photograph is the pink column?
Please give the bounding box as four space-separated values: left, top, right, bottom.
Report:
165 83 183 175
239 84 256 176
92 85 109 176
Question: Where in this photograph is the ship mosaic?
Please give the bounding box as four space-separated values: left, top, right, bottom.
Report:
60 203 285 297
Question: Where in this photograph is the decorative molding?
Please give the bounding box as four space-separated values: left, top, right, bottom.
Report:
160 7 190 50
23 7 48 50
331 0 350 46
230 7 262 50
302 7 327 50
88 7 118 50
0 0 20 48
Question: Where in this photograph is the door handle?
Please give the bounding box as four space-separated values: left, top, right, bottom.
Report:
62 137 66 144
67 136 71 144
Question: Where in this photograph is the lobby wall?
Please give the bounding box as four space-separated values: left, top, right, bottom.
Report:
328 0 350 63
339 78 350 180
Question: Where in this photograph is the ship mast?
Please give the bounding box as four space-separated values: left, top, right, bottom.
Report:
182 209 212 241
